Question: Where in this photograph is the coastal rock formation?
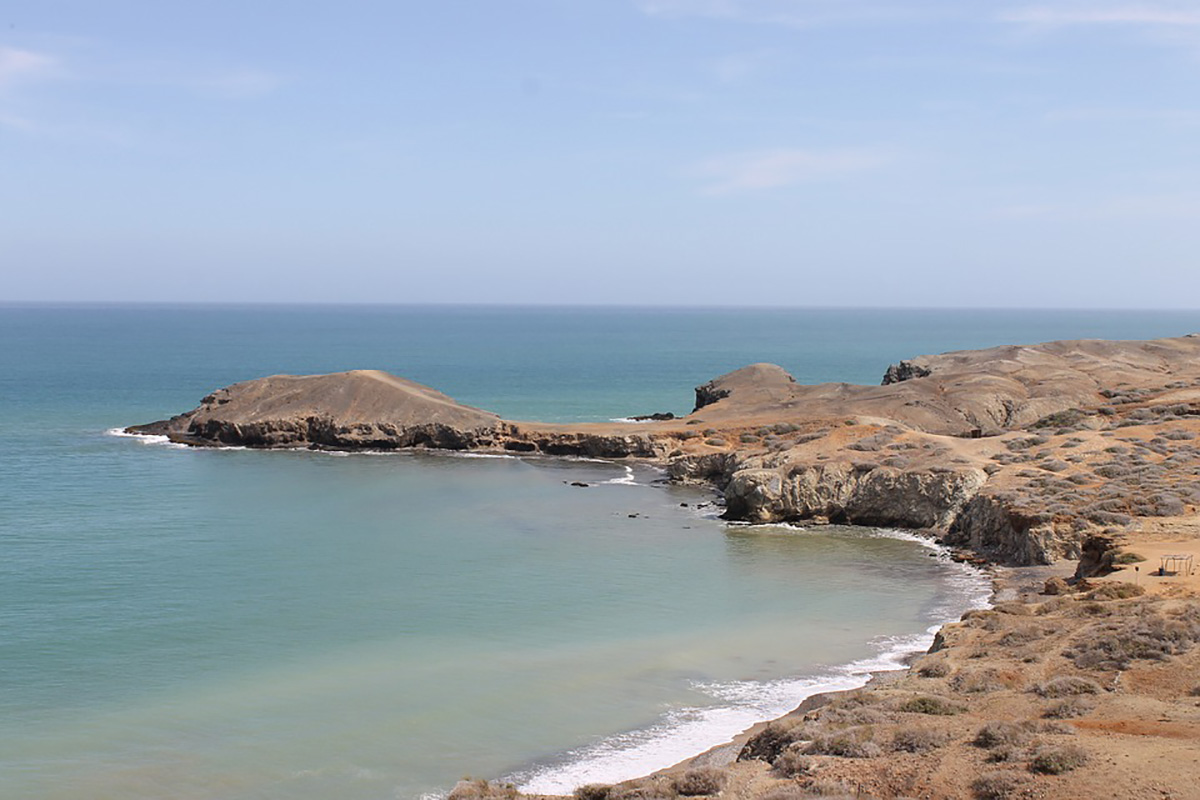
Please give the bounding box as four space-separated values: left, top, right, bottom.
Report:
128 333 1200 567
880 359 931 385
722 463 986 530
129 370 503 449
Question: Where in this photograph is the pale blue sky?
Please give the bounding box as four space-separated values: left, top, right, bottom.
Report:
3 1 1199 306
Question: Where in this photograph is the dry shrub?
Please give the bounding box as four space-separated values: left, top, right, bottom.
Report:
609 782 675 800
450 780 519 800
758 787 809 800
973 721 1034 750
819 705 891 727
971 770 1025 800
898 696 963 715
916 659 951 678
1033 676 1102 698
993 602 1034 616
1113 551 1146 564
1085 582 1145 601
998 626 1043 646
1037 596 1074 615
1029 743 1089 774
672 767 726 797
799 779 858 797
576 786 613 800
1065 606 1200 670
890 726 950 753
738 720 807 763
951 670 1006 694
772 748 813 778
1043 696 1096 719
803 727 882 759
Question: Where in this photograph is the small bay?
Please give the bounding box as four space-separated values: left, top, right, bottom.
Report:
2 305 1196 799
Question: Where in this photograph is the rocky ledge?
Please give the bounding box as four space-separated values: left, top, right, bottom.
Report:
129 334 1200 567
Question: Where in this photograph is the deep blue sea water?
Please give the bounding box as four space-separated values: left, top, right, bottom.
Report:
2 305 1197 800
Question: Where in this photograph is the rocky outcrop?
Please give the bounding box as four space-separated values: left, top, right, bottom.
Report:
881 360 932 385
693 364 797 412
1074 533 1120 579
126 333 1200 568
945 493 1082 566
721 462 987 530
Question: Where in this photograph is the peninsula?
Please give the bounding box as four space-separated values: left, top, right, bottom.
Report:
128 334 1200 798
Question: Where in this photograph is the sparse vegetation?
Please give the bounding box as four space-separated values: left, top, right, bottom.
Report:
890 726 950 753
672 767 725 796
973 721 1034 750
898 696 963 715
971 770 1025 800
772 748 813 778
1043 696 1095 719
1065 605 1200 670
1029 744 1089 774
1033 676 1102 698
916 659 951 678
803 727 882 759
575 785 612 800
1085 582 1145 601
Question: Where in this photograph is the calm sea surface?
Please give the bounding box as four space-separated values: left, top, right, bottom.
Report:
2 306 1196 799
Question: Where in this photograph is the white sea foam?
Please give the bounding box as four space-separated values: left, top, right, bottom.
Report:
514 529 992 796
600 466 638 485
105 427 190 450
607 417 657 424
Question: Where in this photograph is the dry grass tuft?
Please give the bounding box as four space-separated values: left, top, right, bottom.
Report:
672 768 725 797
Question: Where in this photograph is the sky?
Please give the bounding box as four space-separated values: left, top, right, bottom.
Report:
2 1 1199 307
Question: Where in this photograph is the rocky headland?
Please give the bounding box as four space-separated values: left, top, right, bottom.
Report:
128 334 1200 798
131 333 1200 569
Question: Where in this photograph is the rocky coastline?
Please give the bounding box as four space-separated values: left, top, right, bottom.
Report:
127 334 1200 798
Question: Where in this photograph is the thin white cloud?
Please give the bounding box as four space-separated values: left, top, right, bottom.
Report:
0 46 58 88
1000 3 1200 26
695 147 889 194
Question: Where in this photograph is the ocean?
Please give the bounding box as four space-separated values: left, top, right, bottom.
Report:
2 305 1196 800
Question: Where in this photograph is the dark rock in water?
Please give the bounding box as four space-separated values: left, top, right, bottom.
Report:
882 360 933 385
679 502 688 507
630 412 676 421
570 482 589 488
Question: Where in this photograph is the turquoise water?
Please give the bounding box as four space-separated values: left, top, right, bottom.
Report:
2 305 1196 799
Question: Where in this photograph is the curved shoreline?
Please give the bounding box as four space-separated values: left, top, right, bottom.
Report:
508 528 993 796
119 332 1200 799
